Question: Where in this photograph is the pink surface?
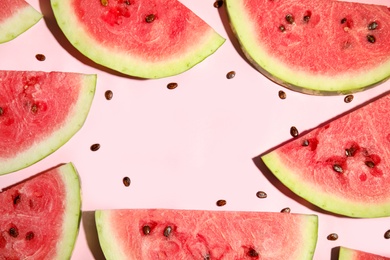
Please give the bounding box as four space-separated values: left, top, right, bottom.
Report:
1 0 390 259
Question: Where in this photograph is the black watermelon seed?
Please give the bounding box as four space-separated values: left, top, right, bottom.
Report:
256 191 267 199
345 147 357 157
365 161 375 168
367 34 376 43
25 231 34 240
278 90 286 99
302 139 309 146
341 18 347 24
279 25 286 32
213 0 223 8
281 207 291 213
105 90 113 100
384 229 390 239
90 143 100 151
145 14 156 23
9 227 19 238
303 10 311 22
290 126 299 137
124 0 131 4
344 95 354 103
216 199 226 206
333 164 343 173
285 14 294 24
35 54 46 61
248 248 259 257
163 226 172 237
142 225 151 235
327 233 338 241
123 177 131 187
226 71 236 79
13 194 21 205
167 82 178 90
368 21 378 30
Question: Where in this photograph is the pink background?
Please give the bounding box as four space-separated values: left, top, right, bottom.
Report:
1 0 390 259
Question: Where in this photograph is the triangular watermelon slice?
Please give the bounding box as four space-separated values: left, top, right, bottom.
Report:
225 0 390 94
261 92 390 218
0 163 81 259
338 246 390 259
50 0 225 79
0 0 43 43
95 208 318 259
0 71 96 175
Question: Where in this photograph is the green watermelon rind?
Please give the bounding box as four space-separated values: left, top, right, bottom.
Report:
50 0 225 79
261 152 390 218
338 246 389 259
52 162 82 259
1 73 96 176
95 209 319 260
224 0 390 95
0 4 42 44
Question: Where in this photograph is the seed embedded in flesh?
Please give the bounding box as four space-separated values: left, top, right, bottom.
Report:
142 225 151 235
368 21 378 30
203 254 211 260
100 0 108 6
302 139 309 147
285 14 294 24
105 90 113 100
281 207 291 213
248 248 259 257
167 82 178 90
341 18 347 24
213 0 223 8
278 90 286 99
31 104 38 113
13 194 21 205
345 147 357 157
327 233 339 241
279 25 286 32
303 11 311 22
367 34 376 43
216 199 227 207
290 126 299 137
256 191 267 199
123 177 131 187
90 143 100 151
9 227 19 238
25 231 34 240
344 95 354 103
226 71 236 79
163 226 172 237
333 164 343 173
365 161 375 168
0 107 3 116
145 14 156 23
124 0 131 4
35 54 46 61
384 229 390 239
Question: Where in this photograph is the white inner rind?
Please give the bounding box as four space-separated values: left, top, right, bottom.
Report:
0 5 42 43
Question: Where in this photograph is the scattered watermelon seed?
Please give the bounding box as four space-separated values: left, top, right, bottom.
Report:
0 107 3 116
279 25 286 32
163 226 172 237
145 14 156 23
302 139 309 147
345 147 357 157
368 21 378 30
124 0 130 4
365 161 375 168
281 207 291 213
248 248 259 257
333 164 343 173
25 231 34 240
278 90 286 99
100 0 108 6
384 229 390 239
226 71 236 79
341 18 347 24
105 90 113 100
285 14 294 24
122 177 131 187
367 35 376 43
256 191 267 199
13 194 21 205
303 10 311 22
167 82 178 90
213 0 223 8
290 126 299 137
344 95 354 103
142 225 151 235
216 199 227 207
327 233 339 241
9 227 19 238
35 54 46 61
90 143 100 151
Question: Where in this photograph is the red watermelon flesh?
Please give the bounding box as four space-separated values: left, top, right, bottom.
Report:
0 163 81 259
95 209 318 259
0 0 42 43
0 71 96 175
225 0 390 94
50 0 225 78
338 246 390 260
262 92 390 218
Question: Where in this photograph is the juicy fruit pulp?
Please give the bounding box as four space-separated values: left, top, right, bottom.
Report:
51 0 225 78
0 163 81 259
338 247 390 260
262 93 390 218
0 71 96 175
225 0 390 95
0 0 42 43
95 209 318 259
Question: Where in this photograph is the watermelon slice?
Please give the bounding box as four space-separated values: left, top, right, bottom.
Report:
225 0 390 94
95 208 318 259
0 163 81 259
50 0 225 79
338 246 390 259
0 0 43 44
0 71 96 175
261 92 390 218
